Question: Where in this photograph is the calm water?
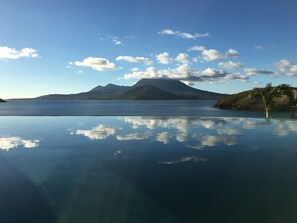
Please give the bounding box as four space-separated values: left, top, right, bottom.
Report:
0 100 291 118
1 116 297 223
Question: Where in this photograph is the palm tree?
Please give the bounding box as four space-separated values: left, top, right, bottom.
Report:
249 83 283 119
279 84 297 119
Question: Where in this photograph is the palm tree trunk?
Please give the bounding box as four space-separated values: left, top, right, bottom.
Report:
265 106 270 119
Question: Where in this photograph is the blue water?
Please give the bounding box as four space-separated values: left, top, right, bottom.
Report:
1 116 297 223
0 99 291 118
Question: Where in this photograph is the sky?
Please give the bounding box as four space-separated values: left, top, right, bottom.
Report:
1 0 297 99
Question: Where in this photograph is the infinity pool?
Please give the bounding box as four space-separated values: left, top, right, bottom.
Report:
1 116 297 223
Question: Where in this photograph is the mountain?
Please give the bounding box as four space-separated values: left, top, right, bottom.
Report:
134 78 224 99
90 84 130 95
35 78 226 100
0 98 6 102
121 86 178 100
215 89 297 111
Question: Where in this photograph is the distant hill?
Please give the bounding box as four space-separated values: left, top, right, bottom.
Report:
0 98 6 102
215 89 297 111
35 78 226 100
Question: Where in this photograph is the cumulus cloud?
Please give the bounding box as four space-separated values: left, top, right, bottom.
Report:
201 49 224 61
123 64 234 83
116 56 152 65
226 49 240 58
72 57 118 71
276 59 297 77
175 53 189 64
244 68 274 76
201 48 239 61
224 73 249 82
188 45 206 51
73 125 117 140
123 66 163 80
155 52 172 64
0 137 39 151
0 46 38 59
158 29 210 40
218 61 244 70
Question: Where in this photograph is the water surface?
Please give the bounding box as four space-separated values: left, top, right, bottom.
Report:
1 116 297 223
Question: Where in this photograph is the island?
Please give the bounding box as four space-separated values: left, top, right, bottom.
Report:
0 98 6 103
35 78 227 100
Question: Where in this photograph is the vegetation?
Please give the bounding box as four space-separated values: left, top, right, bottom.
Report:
249 83 285 119
279 84 297 119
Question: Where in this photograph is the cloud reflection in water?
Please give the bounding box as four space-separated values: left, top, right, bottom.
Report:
71 117 297 150
0 136 40 151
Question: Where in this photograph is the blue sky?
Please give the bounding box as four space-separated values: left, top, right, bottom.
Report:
1 0 297 99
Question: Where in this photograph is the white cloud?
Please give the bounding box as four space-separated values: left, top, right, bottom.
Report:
0 46 38 59
158 29 210 40
201 49 223 61
123 66 163 80
188 45 206 51
113 37 124 46
226 49 239 58
98 33 124 46
0 137 39 151
73 125 117 140
276 59 297 77
116 56 152 65
224 73 249 82
72 57 118 71
254 45 264 50
155 52 172 64
175 53 189 64
218 61 244 69
244 68 274 76
131 67 139 72
201 48 239 61
123 64 233 83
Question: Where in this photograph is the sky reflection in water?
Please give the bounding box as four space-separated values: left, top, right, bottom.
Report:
1 116 297 223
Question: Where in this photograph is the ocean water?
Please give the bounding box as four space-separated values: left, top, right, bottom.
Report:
1 116 297 223
0 99 291 118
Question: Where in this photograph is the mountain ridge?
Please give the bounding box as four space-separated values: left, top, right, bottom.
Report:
35 78 226 100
